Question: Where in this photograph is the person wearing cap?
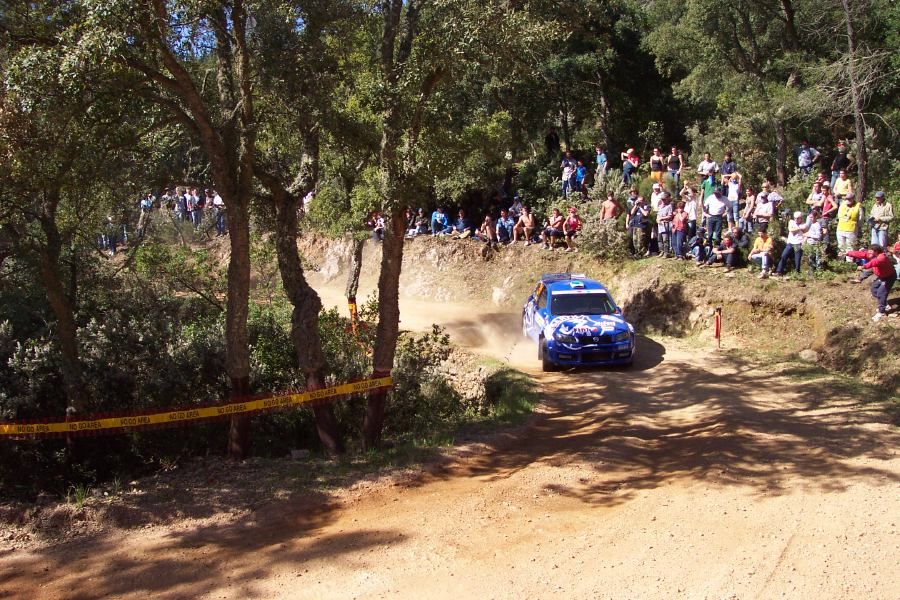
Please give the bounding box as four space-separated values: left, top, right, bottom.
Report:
861 245 897 321
836 193 863 253
752 189 773 232
621 147 639 184
830 141 851 190
795 141 820 178
870 191 893 247
773 211 810 276
749 227 774 278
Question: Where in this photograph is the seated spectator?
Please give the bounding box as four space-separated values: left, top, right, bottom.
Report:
862 245 897 321
629 197 650 257
496 209 515 243
688 227 708 263
541 208 565 250
513 206 536 245
563 206 581 253
451 209 471 238
749 228 774 279
774 211 810 276
431 207 451 236
700 235 737 272
477 215 497 244
729 224 751 251
415 208 429 235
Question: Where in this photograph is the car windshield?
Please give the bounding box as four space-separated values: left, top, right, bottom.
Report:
550 293 616 316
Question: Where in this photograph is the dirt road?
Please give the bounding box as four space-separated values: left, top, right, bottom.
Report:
1 289 898 599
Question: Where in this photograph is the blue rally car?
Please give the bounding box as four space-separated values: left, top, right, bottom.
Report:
522 273 635 371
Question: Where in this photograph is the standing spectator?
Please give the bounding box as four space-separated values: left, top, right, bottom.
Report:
805 181 824 212
820 182 838 242
496 209 515 244
508 195 524 220
563 206 581 253
192 188 206 230
724 171 742 227
560 151 576 196
621 148 639 185
600 193 620 221
836 193 863 254
575 160 587 196
136 193 154 238
650 182 665 212
629 197 649 256
804 210 824 271
513 206 536 245
861 245 897 321
833 169 853 200
682 185 698 239
703 187 729 247
656 193 674 257
749 228 774 278
672 201 688 259
829 141 851 190
649 148 665 183
666 146 684 189
697 152 718 182
740 185 755 232
795 141 820 178
720 151 737 178
870 191 893 247
541 208 565 250
774 211 810 276
213 190 226 236
102 216 118 256
752 190 774 232
431 207 451 236
174 187 188 221
595 146 608 179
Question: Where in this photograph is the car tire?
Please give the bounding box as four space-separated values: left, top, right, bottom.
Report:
540 339 556 372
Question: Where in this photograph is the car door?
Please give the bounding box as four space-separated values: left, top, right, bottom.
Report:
523 283 543 340
531 285 549 340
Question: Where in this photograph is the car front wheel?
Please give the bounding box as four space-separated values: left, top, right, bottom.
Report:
540 339 557 372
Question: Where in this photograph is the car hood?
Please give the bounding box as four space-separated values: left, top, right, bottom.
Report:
543 314 632 338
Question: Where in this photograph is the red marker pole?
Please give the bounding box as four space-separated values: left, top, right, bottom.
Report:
714 306 722 349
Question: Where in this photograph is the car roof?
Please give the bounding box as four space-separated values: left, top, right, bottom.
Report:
540 273 608 293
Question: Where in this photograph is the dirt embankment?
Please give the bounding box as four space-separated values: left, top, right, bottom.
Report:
298 234 899 390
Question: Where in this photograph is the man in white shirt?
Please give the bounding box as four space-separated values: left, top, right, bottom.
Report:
650 182 665 212
703 188 730 247
774 211 810 276
697 152 718 178
804 210 824 271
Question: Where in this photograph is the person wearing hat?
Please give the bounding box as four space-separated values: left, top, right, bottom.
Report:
836 192 863 254
508 195 524 220
773 211 810 276
860 245 897 321
870 191 893 247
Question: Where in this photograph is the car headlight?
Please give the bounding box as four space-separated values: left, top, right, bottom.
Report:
613 331 631 343
554 333 577 343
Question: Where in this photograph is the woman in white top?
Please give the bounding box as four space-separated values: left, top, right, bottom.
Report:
725 172 742 226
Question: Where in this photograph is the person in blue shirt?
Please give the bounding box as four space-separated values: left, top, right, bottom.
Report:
431 207 451 235
595 146 608 179
575 160 587 196
496 209 515 243
451 209 470 237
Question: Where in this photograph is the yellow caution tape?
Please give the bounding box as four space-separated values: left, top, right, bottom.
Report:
0 376 392 438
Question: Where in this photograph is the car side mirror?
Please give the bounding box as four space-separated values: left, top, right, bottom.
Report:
614 307 622 315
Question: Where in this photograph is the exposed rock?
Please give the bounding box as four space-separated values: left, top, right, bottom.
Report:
798 349 819 363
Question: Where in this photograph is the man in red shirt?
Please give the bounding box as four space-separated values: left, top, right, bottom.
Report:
860 245 897 321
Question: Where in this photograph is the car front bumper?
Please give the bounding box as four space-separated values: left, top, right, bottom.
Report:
546 341 634 366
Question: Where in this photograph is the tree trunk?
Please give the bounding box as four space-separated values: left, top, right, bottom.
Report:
362 208 406 450
37 212 85 416
345 236 365 332
840 0 868 200
225 198 253 458
774 120 788 186
559 93 571 152
270 182 345 455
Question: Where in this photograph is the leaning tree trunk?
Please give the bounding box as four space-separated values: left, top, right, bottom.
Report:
345 236 365 333
362 208 406 450
271 186 344 455
840 0 868 201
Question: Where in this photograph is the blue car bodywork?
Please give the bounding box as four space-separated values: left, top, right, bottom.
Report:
522 273 635 371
